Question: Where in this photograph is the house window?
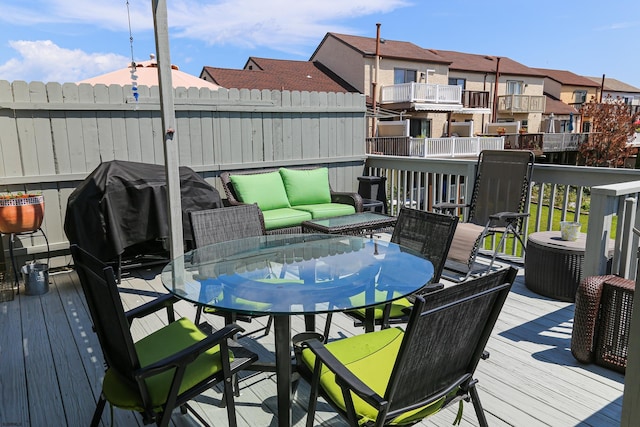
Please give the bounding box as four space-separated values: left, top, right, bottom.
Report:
448 77 466 89
574 90 587 104
394 68 418 84
410 118 431 138
506 80 524 95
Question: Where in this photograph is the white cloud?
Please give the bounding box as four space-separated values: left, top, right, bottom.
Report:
169 0 410 52
0 40 129 83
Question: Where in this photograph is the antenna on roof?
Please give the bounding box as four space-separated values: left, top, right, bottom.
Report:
126 0 139 105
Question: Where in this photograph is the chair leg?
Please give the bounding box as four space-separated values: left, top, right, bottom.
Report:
468 383 489 427
90 393 108 427
322 313 332 342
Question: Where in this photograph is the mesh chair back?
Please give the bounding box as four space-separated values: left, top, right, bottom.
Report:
71 244 140 383
391 207 458 283
385 267 517 414
189 204 265 248
468 150 534 228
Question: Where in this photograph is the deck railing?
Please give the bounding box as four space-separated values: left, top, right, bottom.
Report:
366 136 504 157
364 155 640 279
380 83 462 104
497 94 546 113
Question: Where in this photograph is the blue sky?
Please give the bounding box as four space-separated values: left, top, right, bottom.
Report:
1 0 639 88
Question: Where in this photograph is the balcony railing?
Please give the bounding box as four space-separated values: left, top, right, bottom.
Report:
461 90 491 109
380 83 462 105
497 94 546 113
543 133 589 151
364 156 640 279
366 136 504 157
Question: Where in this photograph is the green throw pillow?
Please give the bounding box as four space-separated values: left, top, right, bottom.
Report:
279 167 331 206
229 171 290 211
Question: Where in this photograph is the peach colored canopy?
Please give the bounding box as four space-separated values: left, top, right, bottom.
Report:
79 60 221 90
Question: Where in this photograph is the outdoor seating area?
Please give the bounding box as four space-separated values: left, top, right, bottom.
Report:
1 253 625 426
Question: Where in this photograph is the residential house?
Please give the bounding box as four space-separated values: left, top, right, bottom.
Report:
310 32 455 138
200 57 357 93
532 68 600 133
433 50 547 134
310 32 547 138
585 76 640 114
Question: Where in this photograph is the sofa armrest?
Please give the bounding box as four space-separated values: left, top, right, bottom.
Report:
331 191 363 212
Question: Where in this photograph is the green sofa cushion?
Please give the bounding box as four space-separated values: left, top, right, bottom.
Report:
292 203 355 219
279 167 332 206
230 171 290 211
102 317 231 412
262 208 312 230
301 327 445 425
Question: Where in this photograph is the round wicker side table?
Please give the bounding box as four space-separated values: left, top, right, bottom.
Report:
524 231 612 302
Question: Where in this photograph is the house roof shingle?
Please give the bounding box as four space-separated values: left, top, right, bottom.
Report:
316 33 451 65
431 49 546 77
200 57 357 93
532 68 601 87
584 76 640 93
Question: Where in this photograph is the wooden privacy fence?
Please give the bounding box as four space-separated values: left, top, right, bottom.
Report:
0 80 367 267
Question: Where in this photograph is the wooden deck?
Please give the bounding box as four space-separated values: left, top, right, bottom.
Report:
1 259 624 426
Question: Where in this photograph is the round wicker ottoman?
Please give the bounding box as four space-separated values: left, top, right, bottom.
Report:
524 231 603 302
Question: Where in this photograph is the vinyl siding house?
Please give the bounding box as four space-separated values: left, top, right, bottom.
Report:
310 32 455 138
311 32 547 138
586 75 640 114
533 67 601 133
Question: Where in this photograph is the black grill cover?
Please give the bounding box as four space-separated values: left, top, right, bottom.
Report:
64 160 222 261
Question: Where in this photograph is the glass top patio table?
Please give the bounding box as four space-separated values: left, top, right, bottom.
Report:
160 233 433 427
160 233 434 315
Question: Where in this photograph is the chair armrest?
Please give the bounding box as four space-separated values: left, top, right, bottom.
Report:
137 323 245 379
489 212 529 222
433 202 468 214
303 338 387 409
125 293 180 325
331 191 364 212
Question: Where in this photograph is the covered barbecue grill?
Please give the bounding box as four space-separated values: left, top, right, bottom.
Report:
64 160 222 263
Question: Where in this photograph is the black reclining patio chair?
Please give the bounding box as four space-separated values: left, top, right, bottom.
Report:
297 266 517 427
70 244 257 427
435 150 535 280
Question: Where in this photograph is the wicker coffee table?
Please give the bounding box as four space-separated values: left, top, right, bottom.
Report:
524 231 614 302
301 212 396 235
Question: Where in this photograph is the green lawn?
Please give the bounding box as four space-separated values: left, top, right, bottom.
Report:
485 202 617 256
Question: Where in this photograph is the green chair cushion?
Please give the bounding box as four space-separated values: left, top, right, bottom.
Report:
262 208 312 230
301 327 445 425
203 278 303 314
349 294 413 321
292 203 355 219
102 317 231 412
230 171 290 211
279 167 332 206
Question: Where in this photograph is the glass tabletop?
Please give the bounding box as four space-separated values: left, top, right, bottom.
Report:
161 233 433 315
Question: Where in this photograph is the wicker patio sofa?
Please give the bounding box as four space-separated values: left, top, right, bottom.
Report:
220 167 363 234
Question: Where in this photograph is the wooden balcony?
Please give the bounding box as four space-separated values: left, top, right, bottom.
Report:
462 90 491 109
497 94 546 113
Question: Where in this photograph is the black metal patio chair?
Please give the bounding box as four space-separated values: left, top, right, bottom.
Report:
70 244 257 427
190 204 274 337
334 207 458 332
435 150 535 280
297 266 517 427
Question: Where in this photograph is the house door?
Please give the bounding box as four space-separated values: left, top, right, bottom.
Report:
410 119 431 138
